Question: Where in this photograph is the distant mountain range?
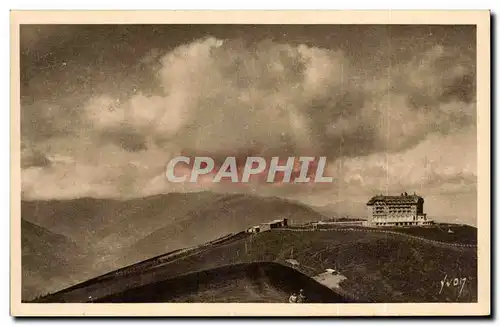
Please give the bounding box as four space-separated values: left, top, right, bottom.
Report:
21 219 89 300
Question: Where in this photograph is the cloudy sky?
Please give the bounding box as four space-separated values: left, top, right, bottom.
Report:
20 24 477 224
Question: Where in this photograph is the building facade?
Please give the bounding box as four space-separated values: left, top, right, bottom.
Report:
366 193 433 227
259 218 288 231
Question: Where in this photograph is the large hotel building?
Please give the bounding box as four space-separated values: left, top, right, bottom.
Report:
366 193 434 227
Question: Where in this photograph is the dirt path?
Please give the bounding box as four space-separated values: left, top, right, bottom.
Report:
313 272 347 289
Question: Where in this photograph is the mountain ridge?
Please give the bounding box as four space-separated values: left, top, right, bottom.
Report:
21 191 327 300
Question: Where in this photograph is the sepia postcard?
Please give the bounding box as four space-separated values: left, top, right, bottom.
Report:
10 10 491 317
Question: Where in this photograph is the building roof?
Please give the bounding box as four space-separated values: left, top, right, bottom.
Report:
261 219 286 225
366 194 424 205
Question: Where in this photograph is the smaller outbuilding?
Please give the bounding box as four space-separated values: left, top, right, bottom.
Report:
246 226 261 233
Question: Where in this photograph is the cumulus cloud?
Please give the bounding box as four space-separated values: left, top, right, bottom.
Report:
21 148 51 169
21 35 477 216
334 125 477 194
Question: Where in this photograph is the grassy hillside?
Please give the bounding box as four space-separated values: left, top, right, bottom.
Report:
310 224 477 246
36 227 477 303
379 224 477 245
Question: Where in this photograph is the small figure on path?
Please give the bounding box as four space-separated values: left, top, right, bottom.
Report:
297 289 306 303
288 292 298 303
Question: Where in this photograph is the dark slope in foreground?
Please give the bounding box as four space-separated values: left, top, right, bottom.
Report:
35 226 477 303
95 262 353 303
